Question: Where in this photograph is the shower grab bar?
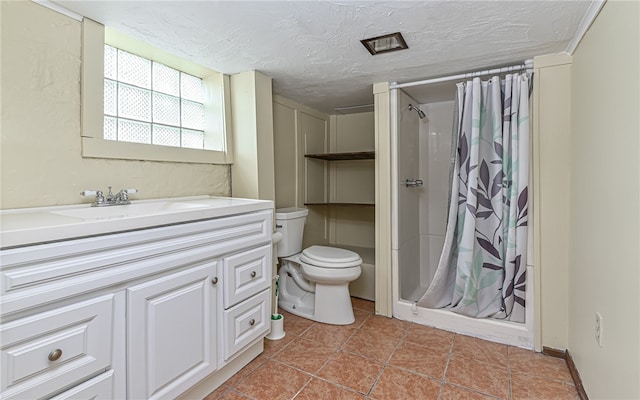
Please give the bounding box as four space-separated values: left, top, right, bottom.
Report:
404 179 423 188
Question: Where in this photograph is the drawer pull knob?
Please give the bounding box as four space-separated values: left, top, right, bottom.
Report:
250 271 257 278
211 277 218 285
48 349 63 362
249 319 256 326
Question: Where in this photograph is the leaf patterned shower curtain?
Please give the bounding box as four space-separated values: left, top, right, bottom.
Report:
418 73 530 322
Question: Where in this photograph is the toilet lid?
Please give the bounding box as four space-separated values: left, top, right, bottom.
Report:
300 245 362 268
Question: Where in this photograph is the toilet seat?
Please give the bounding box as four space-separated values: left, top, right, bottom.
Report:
300 245 362 268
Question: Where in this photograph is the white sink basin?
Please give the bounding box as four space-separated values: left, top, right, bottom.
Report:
50 201 209 220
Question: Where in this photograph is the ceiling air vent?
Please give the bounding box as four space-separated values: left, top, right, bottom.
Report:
361 32 408 55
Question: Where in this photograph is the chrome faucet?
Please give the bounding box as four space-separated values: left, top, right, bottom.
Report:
81 187 138 207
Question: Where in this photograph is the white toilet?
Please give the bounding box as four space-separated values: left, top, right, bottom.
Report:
275 207 362 325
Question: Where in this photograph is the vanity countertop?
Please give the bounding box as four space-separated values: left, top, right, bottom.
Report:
0 196 273 248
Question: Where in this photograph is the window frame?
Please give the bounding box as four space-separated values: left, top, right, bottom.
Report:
81 19 233 164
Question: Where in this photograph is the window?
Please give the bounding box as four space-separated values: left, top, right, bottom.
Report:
81 19 233 164
104 45 206 149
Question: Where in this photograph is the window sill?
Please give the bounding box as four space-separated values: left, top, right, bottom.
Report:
81 136 231 164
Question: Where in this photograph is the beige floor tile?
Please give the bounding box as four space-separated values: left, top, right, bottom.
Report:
445 354 510 399
439 383 500 399
342 328 401 362
203 382 231 400
359 315 410 340
280 310 315 337
234 360 311 400
452 334 508 368
262 333 295 357
509 346 574 383
511 371 580 400
370 366 441 400
206 300 580 400
350 308 372 329
293 378 365 400
223 353 269 388
351 297 375 312
301 322 356 350
405 324 455 349
317 351 384 394
217 389 253 400
389 340 449 380
272 337 334 374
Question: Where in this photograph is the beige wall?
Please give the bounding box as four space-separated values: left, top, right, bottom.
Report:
568 1 640 397
329 112 375 249
272 95 330 247
272 101 297 208
374 82 392 317
230 70 275 201
532 53 573 351
329 112 375 152
0 1 230 209
272 98 376 250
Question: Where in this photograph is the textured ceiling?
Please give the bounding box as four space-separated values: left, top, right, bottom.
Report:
54 0 594 113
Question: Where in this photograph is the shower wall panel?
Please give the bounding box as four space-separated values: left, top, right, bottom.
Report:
397 91 421 300
418 101 454 289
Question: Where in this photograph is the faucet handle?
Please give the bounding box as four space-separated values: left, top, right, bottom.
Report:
95 191 105 204
116 188 137 203
81 189 105 205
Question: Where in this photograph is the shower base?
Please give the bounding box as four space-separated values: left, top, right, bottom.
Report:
394 266 535 348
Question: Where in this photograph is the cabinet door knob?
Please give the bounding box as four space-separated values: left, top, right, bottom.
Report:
48 349 63 362
211 277 218 285
250 271 257 278
249 319 256 326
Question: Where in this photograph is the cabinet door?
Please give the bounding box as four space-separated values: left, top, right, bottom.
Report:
127 262 218 400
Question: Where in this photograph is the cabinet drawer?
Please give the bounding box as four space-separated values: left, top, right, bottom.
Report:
223 245 271 308
0 295 114 400
49 370 114 400
223 289 270 361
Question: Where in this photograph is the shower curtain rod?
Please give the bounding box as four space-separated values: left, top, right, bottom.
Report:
390 59 533 90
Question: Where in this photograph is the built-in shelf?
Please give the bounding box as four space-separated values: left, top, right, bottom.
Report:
305 151 375 207
304 151 375 161
304 202 375 207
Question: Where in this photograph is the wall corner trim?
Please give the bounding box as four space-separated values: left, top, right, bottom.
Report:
542 347 589 400
32 0 83 21
565 0 606 55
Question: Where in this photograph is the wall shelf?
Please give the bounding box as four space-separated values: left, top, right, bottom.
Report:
304 151 375 161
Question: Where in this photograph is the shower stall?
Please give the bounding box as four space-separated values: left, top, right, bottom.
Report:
389 79 535 347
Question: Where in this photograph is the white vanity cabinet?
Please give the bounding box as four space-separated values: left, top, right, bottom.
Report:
0 203 273 400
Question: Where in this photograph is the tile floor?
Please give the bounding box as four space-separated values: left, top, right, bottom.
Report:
205 298 579 400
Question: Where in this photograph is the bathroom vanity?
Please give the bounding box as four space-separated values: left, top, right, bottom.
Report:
0 196 274 399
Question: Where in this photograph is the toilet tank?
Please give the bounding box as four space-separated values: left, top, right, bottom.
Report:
275 207 309 257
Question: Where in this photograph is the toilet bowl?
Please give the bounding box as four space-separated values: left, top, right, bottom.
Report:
275 208 362 325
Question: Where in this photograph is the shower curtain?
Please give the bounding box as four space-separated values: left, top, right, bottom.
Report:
418 73 530 322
